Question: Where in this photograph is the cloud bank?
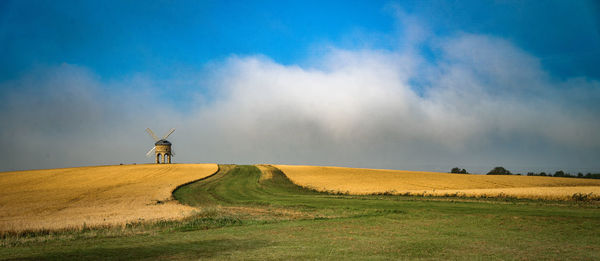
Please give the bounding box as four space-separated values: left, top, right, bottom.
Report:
1 33 599 173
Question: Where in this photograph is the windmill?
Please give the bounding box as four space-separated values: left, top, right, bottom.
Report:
145 128 175 164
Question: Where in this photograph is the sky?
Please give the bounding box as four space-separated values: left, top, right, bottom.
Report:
1 0 599 174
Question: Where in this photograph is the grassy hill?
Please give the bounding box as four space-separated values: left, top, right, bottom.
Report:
0 165 600 260
3 164 599 260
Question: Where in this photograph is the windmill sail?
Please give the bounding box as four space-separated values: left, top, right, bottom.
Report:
146 146 156 157
145 128 159 142
162 128 175 140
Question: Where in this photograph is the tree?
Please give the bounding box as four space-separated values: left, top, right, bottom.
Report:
487 166 512 175
450 167 469 174
554 170 565 177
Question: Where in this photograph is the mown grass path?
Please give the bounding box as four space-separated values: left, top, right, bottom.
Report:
2 165 600 260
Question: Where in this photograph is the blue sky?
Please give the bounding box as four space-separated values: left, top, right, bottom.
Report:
1 1 599 173
1 1 391 80
2 1 598 82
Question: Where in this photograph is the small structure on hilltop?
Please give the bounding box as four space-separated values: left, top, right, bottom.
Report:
145 128 175 164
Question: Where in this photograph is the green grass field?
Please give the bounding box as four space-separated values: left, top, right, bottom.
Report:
2 165 600 260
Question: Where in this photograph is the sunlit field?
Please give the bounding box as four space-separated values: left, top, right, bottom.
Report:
1 165 600 260
0 164 217 232
275 165 600 200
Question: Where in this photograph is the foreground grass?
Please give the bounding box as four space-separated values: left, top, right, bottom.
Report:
2 165 600 260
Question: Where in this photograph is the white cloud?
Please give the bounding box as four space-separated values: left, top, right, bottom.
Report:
1 34 599 173
185 33 600 172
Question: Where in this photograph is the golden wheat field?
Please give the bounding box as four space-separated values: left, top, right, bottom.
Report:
275 165 600 200
0 164 217 232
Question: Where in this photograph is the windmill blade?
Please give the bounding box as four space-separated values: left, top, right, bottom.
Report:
171 147 175 157
162 128 175 140
146 128 159 142
145 146 156 157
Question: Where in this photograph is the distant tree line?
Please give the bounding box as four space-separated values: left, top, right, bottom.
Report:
450 167 469 174
449 166 600 179
526 170 600 179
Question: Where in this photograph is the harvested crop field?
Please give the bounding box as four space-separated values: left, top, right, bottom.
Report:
275 165 600 200
0 164 218 232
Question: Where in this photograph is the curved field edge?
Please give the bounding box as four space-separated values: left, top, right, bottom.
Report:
274 165 600 201
0 163 218 234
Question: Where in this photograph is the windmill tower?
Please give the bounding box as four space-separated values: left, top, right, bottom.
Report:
145 128 175 164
